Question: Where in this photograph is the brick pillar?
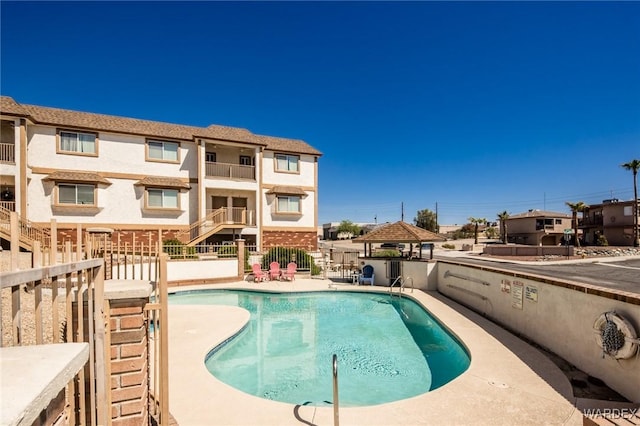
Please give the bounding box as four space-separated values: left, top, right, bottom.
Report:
236 238 245 278
106 280 152 426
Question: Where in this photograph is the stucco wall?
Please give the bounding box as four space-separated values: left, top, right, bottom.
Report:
27 125 196 225
435 261 640 402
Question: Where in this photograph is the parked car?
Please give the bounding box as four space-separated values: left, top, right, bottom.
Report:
413 243 434 257
380 242 405 251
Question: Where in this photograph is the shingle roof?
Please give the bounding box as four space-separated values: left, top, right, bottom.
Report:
0 96 322 156
353 221 446 243
42 171 112 185
509 210 570 219
134 176 191 190
265 186 307 196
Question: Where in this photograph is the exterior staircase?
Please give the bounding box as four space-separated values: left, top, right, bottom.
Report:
176 207 253 246
0 206 51 251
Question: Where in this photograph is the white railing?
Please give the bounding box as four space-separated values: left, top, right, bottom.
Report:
0 142 15 164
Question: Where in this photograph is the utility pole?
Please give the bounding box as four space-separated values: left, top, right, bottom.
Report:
401 202 404 222
436 202 439 233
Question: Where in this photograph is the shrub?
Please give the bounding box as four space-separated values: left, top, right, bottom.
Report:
163 239 197 259
596 235 609 246
373 249 401 257
442 243 456 250
261 247 321 275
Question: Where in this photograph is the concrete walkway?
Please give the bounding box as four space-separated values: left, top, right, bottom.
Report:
168 279 583 425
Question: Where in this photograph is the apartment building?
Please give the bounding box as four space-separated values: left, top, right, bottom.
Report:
505 209 572 245
580 199 639 246
0 96 322 250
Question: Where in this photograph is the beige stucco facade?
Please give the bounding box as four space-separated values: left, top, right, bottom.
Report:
505 209 572 246
0 96 322 250
581 199 639 246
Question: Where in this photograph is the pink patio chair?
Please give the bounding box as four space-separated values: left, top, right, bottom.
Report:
252 263 267 283
281 262 297 281
269 261 282 281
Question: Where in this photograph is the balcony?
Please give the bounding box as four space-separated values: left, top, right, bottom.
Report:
205 161 255 180
579 217 604 227
0 143 15 164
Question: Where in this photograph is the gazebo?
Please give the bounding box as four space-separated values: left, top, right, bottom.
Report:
353 221 446 258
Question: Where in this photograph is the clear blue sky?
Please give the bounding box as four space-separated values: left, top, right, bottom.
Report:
2 1 639 226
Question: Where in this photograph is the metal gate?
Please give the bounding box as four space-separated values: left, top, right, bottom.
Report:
321 248 361 281
386 259 402 286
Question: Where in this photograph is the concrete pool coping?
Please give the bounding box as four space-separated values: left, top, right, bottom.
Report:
168 279 584 425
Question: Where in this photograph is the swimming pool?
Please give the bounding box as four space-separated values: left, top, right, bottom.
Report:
169 290 470 407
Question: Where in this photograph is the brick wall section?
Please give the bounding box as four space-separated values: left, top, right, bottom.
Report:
56 228 184 246
109 299 149 426
262 230 318 251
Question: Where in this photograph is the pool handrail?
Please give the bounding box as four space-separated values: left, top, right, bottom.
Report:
333 354 340 426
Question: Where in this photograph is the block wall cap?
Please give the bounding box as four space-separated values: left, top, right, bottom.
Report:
105 280 153 300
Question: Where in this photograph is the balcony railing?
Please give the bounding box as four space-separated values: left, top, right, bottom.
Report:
205 161 255 180
206 207 256 226
0 201 15 211
0 142 15 164
579 217 604 226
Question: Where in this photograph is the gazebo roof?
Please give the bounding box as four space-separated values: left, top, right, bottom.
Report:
352 221 446 244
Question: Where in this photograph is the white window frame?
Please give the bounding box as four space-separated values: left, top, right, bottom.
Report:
57 183 96 206
147 139 180 163
57 130 98 156
276 195 301 213
275 153 299 173
146 188 179 209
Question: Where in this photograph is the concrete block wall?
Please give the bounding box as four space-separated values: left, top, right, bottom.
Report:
435 260 640 402
109 298 149 426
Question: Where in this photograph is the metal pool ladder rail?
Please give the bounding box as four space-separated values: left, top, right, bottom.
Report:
389 276 414 297
333 354 340 426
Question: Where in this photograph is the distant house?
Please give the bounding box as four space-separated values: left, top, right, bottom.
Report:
505 209 572 246
0 96 322 250
322 222 378 240
580 199 639 246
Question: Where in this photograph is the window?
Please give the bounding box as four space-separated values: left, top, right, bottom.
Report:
206 152 217 162
58 184 95 205
147 189 178 209
555 219 562 225
624 206 633 216
147 140 179 162
58 131 97 155
277 195 300 213
275 154 299 172
239 155 252 166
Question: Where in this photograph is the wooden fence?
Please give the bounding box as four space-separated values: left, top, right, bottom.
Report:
0 258 108 424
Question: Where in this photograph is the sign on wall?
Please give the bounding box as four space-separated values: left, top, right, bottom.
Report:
525 285 538 302
501 279 511 294
512 281 524 309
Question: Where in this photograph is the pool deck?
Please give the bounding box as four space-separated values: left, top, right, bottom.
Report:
168 279 584 425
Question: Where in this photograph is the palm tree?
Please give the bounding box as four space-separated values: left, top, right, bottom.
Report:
621 159 640 247
565 201 588 247
468 217 487 244
497 211 509 244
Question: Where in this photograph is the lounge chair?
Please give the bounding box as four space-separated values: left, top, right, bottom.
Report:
281 262 297 281
252 263 267 282
269 261 282 280
358 265 375 286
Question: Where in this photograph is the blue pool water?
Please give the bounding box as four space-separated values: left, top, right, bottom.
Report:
169 290 470 407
